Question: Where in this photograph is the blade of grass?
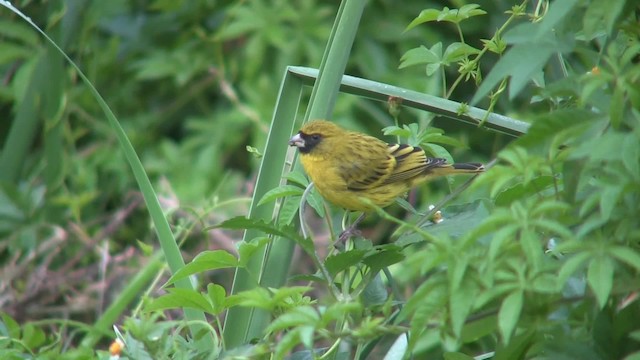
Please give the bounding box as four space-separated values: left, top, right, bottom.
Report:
305 0 366 119
0 2 213 350
222 65 304 348
0 50 46 183
223 0 367 348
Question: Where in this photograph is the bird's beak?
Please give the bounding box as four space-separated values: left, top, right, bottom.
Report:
288 133 305 148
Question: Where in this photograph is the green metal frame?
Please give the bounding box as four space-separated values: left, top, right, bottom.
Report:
289 66 529 136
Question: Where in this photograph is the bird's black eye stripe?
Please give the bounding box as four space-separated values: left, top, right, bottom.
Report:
302 132 322 144
298 132 322 154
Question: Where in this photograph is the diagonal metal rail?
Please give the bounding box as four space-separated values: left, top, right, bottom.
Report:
287 66 529 136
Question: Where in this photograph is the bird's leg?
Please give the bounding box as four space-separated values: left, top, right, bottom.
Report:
336 213 366 248
396 197 423 216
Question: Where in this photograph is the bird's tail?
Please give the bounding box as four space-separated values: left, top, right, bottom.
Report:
427 161 485 177
451 162 485 173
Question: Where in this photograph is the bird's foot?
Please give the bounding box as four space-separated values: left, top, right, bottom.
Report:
335 227 362 250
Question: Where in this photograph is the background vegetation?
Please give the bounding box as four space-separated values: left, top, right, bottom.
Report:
1 0 639 359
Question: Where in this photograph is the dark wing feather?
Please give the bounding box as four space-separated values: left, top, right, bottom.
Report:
382 144 448 184
338 136 451 191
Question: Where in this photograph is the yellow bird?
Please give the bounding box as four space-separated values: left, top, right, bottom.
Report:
288 120 484 213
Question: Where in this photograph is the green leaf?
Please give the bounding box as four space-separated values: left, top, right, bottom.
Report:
562 158 587 204
146 288 214 314
519 230 542 271
278 195 301 225
419 132 467 148
361 273 388 307
21 322 46 349
257 184 304 206
425 43 444 76
265 306 320 333
533 0 581 39
400 276 447 323
321 301 363 324
450 279 477 337
399 44 441 69
461 315 497 343
587 256 614 308
383 125 412 139
472 41 552 103
531 219 574 241
488 225 519 262
570 131 626 162
481 36 507 55
443 42 480 63
405 5 486 31
495 176 555 206
498 290 523 344
305 186 326 217
498 146 527 168
405 9 442 31
609 246 640 272
623 351 640 360
0 43 34 64
403 277 448 351
420 201 490 239
531 199 570 216
362 245 406 274
609 85 625 129
449 255 468 292
207 283 228 315
576 214 608 239
444 352 474 360
423 143 453 162
213 216 314 254
166 250 239 286
530 273 558 294
324 249 367 277
273 327 306 359
288 273 325 284
582 0 627 38
475 283 516 313
622 134 640 179
0 19 41 46
299 326 316 349
0 313 20 339
230 286 312 312
237 237 271 267
599 185 622 222
284 171 310 187
494 329 535 360
472 1 580 104
455 4 487 21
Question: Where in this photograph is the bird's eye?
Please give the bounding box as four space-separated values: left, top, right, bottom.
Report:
311 134 321 140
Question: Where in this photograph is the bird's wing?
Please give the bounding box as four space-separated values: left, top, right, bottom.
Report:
340 136 395 191
339 139 448 191
382 144 448 184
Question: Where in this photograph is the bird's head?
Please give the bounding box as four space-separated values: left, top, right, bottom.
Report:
288 120 342 154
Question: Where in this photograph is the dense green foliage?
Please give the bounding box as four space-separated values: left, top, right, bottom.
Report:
1 0 640 359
